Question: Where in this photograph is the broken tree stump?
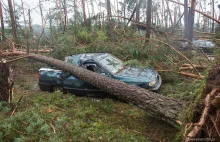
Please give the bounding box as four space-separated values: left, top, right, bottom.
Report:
0 62 14 102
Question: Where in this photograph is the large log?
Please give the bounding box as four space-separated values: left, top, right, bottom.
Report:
9 52 183 122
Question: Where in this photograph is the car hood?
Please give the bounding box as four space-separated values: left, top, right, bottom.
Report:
115 67 158 82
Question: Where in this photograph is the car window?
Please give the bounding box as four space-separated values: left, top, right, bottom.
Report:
206 41 215 47
85 64 97 72
98 55 123 74
193 41 199 47
198 41 206 47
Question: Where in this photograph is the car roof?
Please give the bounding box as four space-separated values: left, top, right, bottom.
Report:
193 40 213 42
80 53 108 62
65 53 108 66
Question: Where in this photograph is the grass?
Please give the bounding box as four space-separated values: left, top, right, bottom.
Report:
0 91 178 141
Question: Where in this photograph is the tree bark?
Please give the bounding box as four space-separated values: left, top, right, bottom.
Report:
107 0 115 44
123 0 126 25
28 9 34 42
82 0 87 25
136 0 140 23
188 0 196 42
58 0 63 27
0 1 5 41
7 0 17 40
63 0 68 32
146 0 152 39
184 0 188 39
166 0 173 26
74 0 77 26
211 0 214 33
39 0 44 28
0 63 11 102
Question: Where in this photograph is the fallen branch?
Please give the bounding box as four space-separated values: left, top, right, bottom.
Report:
179 71 205 79
50 116 57 134
179 65 206 71
10 95 24 117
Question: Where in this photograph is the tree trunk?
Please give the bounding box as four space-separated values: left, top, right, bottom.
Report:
21 0 29 53
107 0 115 44
123 0 126 25
21 0 26 28
211 0 214 33
0 63 13 103
166 0 173 26
0 1 5 41
56 0 59 30
49 8 52 36
58 0 63 27
162 0 164 26
28 9 34 42
39 0 44 28
74 0 77 26
0 63 9 101
188 0 196 42
63 0 68 32
174 5 177 25
146 0 152 39
136 0 140 23
82 0 87 25
184 0 188 39
7 0 17 40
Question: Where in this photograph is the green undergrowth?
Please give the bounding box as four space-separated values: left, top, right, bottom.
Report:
0 91 178 141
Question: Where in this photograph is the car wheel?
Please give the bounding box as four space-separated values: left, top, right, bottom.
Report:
39 84 51 92
63 89 67 94
50 85 61 92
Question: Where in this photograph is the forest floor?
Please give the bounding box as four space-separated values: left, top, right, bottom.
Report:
0 59 179 141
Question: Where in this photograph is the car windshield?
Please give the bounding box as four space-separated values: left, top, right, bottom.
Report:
98 55 124 74
206 41 215 47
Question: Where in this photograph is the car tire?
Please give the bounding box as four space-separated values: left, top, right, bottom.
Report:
50 85 60 92
39 84 51 92
63 89 67 94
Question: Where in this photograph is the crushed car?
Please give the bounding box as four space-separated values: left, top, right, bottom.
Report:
38 53 162 95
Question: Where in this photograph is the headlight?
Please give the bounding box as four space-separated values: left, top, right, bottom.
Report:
149 79 157 87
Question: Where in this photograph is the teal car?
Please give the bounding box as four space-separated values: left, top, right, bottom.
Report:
38 53 162 95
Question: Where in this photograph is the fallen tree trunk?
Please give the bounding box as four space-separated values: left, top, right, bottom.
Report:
9 51 183 123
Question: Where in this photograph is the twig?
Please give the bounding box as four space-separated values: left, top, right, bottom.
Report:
50 116 57 134
10 95 24 117
55 106 66 112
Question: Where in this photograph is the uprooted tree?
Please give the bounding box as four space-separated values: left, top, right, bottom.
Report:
186 64 220 141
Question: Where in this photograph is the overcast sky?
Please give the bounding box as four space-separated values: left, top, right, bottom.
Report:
2 0 220 25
